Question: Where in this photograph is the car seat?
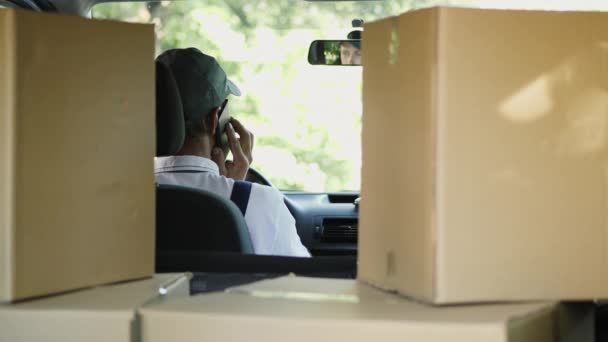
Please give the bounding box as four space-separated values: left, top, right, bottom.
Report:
156 183 254 254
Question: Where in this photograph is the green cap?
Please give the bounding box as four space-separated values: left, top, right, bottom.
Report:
156 48 241 124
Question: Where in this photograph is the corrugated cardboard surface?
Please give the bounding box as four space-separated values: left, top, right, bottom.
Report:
0 273 190 342
359 8 437 302
140 276 594 342
0 9 17 302
438 7 608 303
359 6 608 304
0 8 155 301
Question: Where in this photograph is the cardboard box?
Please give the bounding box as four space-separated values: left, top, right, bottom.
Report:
140 276 594 342
0 8 155 302
359 6 608 304
0 273 190 342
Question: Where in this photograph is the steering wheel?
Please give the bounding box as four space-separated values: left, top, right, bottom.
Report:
246 167 274 187
247 167 297 218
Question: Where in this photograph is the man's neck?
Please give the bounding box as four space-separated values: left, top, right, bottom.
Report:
176 136 212 159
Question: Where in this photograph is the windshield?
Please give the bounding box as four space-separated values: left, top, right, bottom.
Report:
92 0 608 192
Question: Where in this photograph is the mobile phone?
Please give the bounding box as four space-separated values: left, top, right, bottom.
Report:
215 99 230 151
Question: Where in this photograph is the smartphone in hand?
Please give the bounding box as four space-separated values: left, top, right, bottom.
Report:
215 99 231 151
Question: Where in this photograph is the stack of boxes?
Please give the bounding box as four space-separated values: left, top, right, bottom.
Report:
0 5 606 342
0 8 190 341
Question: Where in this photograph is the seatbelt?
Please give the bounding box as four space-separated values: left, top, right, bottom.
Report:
230 181 252 216
161 169 252 216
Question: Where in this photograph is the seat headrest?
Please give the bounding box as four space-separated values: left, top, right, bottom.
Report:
156 60 185 156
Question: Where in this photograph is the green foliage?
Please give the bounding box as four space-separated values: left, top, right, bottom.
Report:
323 41 341 65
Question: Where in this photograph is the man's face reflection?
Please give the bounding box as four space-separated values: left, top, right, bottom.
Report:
339 42 361 65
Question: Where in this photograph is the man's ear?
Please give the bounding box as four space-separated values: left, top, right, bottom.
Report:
206 107 221 137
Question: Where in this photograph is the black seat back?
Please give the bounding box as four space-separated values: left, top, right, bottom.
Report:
156 184 254 254
156 60 185 156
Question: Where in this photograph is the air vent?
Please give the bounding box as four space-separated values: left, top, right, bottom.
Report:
327 193 358 204
320 218 358 243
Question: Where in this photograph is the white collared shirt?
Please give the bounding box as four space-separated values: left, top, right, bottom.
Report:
154 155 311 257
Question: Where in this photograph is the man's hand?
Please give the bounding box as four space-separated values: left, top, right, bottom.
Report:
211 118 254 181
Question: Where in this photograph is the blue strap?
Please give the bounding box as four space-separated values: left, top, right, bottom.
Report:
230 181 252 217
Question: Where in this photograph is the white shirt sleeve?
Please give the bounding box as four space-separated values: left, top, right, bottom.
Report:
244 184 311 257
270 194 312 258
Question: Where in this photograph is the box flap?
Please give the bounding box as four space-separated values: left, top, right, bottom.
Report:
141 276 558 342
226 275 398 304
0 274 190 342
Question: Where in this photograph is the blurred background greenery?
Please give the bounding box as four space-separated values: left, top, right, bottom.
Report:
323 41 341 65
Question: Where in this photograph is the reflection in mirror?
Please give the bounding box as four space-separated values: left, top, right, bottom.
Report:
308 40 362 66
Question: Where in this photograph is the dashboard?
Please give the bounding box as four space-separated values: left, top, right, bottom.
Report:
284 192 358 256
246 168 359 257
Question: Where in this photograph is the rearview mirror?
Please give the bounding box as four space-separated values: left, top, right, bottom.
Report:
308 40 362 66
